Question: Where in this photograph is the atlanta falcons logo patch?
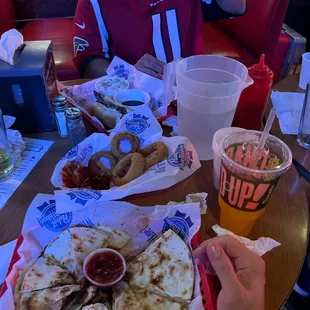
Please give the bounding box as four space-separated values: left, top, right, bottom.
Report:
73 36 89 56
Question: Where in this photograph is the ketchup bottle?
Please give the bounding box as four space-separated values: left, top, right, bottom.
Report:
232 54 274 130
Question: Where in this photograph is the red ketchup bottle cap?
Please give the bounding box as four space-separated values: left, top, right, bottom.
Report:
248 54 274 84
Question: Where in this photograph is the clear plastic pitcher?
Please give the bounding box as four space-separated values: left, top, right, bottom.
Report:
176 55 253 160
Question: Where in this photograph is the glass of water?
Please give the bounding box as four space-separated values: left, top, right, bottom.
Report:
0 109 13 180
298 83 310 149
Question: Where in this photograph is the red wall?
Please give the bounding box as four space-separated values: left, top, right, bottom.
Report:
0 0 16 34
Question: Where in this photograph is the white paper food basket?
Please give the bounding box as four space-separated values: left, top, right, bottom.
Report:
0 194 204 309
51 107 201 213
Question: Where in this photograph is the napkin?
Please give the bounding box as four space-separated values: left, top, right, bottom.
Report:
0 29 23 65
167 192 208 215
212 225 281 256
271 91 305 135
162 115 178 136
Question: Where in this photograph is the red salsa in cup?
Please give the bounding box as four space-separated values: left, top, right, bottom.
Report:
85 250 125 285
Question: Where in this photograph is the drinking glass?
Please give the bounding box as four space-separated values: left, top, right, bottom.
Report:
297 83 310 149
0 110 13 180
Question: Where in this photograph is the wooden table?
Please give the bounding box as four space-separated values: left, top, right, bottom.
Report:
0 76 309 310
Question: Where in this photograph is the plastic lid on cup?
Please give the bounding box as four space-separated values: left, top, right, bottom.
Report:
212 127 245 158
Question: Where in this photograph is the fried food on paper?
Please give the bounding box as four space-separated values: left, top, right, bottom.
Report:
112 153 145 186
111 132 140 160
141 141 169 170
61 160 111 190
61 161 92 188
88 151 117 178
89 102 122 130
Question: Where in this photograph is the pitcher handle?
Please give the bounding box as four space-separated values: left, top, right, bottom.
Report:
243 76 254 89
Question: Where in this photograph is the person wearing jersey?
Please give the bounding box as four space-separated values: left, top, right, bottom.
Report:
73 0 246 79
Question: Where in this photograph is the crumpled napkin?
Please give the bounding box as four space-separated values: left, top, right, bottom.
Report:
271 91 305 135
0 29 23 65
162 115 178 136
3 115 26 165
168 192 208 215
212 225 281 256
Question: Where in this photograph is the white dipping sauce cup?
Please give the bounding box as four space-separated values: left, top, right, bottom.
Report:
114 89 151 111
83 248 126 287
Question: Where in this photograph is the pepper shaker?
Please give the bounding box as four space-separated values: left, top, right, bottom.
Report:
65 107 86 147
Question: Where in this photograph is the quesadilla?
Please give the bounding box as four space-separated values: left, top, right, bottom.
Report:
63 286 97 310
97 225 131 250
45 227 112 281
44 229 76 275
21 255 75 293
113 282 143 310
126 230 194 304
132 288 188 310
17 285 80 310
82 304 110 310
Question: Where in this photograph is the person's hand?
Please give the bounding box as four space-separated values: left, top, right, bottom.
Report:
135 54 165 79
194 235 265 310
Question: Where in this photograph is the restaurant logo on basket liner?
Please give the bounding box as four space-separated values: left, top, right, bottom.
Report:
63 144 93 164
168 144 193 170
37 200 73 232
140 210 193 242
125 114 150 134
66 189 102 206
113 65 130 80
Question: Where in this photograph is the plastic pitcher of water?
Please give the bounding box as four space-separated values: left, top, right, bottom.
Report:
176 55 253 160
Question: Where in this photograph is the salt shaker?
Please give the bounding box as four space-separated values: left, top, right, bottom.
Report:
297 83 310 149
65 107 86 147
52 96 68 137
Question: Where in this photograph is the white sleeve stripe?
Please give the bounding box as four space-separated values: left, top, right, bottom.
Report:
152 14 167 63
89 0 109 54
166 10 181 60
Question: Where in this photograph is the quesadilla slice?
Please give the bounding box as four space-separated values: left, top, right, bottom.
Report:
126 230 194 304
21 255 75 293
45 229 76 275
17 284 80 310
113 282 143 310
45 227 112 281
97 225 131 250
69 227 112 280
82 304 110 310
63 286 97 310
131 288 188 310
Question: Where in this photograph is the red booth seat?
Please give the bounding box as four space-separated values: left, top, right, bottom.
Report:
22 18 80 81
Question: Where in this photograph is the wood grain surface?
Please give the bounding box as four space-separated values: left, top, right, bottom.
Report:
0 76 309 310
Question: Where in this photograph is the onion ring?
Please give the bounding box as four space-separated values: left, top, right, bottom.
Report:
88 151 117 178
111 132 140 160
113 153 145 186
141 142 169 170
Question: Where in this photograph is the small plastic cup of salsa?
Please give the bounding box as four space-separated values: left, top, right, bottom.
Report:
83 248 126 287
